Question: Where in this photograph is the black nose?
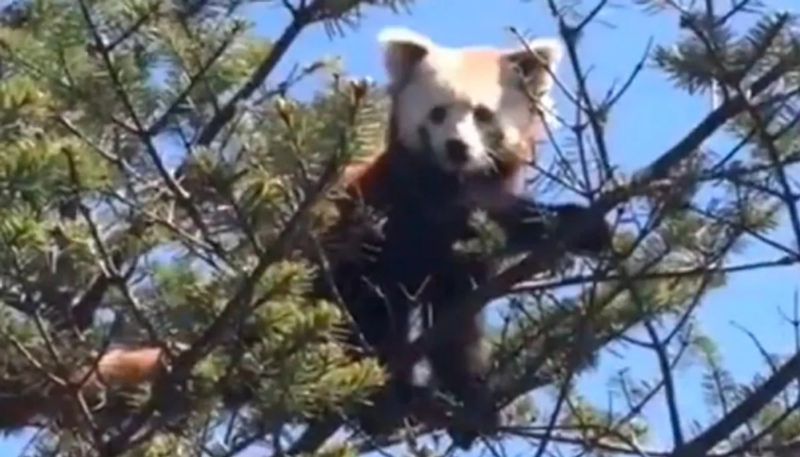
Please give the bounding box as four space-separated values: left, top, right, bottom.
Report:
445 139 468 164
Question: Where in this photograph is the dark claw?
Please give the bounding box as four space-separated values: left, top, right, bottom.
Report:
551 203 613 255
497 200 613 257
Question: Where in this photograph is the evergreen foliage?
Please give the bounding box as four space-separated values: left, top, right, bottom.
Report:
0 0 800 456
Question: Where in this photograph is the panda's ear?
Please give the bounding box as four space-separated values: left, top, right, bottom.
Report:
377 27 435 84
503 37 563 93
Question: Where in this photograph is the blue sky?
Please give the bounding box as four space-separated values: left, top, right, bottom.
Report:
2 0 799 454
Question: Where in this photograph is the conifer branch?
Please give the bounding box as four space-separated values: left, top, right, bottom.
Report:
547 0 615 184
512 256 796 298
146 27 242 137
102 127 346 457
670 351 800 457
76 0 230 268
194 1 321 147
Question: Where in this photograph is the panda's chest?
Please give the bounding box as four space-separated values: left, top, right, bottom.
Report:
373 191 472 289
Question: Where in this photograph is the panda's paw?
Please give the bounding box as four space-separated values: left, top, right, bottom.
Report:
446 401 500 450
551 203 613 255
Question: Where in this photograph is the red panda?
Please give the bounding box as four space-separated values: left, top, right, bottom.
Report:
0 346 166 430
0 28 611 448
316 27 612 447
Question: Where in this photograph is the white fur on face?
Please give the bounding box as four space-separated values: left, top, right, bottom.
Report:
378 27 563 176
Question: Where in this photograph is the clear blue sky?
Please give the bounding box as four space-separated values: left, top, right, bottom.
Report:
2 0 798 454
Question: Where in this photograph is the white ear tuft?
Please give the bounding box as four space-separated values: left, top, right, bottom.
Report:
503 36 564 129
377 26 436 49
525 37 564 72
377 26 436 84
503 36 564 94
504 37 563 79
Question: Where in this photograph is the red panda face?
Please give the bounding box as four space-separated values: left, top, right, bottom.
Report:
379 27 563 177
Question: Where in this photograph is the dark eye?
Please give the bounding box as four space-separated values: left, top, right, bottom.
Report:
429 105 447 124
473 105 494 123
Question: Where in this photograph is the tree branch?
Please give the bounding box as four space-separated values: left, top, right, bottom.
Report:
670 350 800 457
194 4 317 146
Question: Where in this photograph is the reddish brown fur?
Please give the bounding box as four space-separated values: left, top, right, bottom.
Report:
1 346 165 429
76 347 166 388
340 151 394 209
